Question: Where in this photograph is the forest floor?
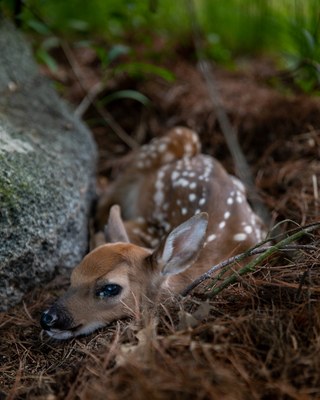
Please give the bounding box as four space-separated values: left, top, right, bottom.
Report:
1 41 320 400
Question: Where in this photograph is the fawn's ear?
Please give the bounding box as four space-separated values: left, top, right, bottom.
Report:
152 213 208 276
104 205 130 243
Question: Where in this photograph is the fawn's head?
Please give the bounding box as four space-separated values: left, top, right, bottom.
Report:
40 206 208 340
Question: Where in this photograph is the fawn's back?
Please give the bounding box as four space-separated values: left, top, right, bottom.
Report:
97 127 264 284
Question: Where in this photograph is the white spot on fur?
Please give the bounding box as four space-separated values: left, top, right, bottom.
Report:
154 169 165 211
171 170 179 180
158 143 167 153
176 178 189 187
227 197 234 205
250 214 257 226
244 225 253 234
219 221 226 229
233 233 247 241
207 234 216 242
154 190 164 206
189 193 196 202
224 211 231 220
181 208 188 215
236 191 243 203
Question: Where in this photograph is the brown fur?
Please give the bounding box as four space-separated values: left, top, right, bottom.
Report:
41 127 264 339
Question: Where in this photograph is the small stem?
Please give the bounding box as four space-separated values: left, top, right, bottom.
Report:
186 0 270 226
181 246 269 297
61 41 138 150
207 226 316 299
180 223 320 297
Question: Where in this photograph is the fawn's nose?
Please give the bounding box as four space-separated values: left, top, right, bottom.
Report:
40 310 58 330
40 303 74 331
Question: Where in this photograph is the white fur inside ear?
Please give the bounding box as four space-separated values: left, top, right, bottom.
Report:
158 213 208 276
161 224 190 264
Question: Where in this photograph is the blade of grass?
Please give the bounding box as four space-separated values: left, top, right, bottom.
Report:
206 223 319 299
181 223 320 297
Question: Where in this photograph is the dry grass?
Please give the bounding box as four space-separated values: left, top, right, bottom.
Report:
2 54 320 399
1 243 320 399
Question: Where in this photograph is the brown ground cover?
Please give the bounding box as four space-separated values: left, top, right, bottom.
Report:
1 45 320 399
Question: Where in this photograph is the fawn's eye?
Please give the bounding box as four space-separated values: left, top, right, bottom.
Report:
95 284 122 299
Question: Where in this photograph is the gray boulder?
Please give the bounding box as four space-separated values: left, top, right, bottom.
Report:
0 21 97 311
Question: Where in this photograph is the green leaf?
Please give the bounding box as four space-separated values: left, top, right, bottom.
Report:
36 48 58 73
42 36 60 50
107 44 130 63
26 19 51 35
67 19 90 32
99 90 150 106
115 62 175 82
94 44 130 68
94 46 109 67
303 28 316 52
206 224 319 298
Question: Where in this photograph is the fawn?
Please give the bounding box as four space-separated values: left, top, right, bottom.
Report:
40 127 265 339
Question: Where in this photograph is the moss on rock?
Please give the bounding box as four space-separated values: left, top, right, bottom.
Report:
0 21 97 311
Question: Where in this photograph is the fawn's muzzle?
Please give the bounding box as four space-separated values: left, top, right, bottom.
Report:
40 304 74 332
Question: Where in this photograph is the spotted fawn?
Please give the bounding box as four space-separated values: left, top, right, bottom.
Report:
41 127 264 339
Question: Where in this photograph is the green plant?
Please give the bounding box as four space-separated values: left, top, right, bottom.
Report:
198 0 279 57
282 0 320 92
4 0 320 93
198 0 320 92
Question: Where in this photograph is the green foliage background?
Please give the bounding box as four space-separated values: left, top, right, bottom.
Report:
1 0 320 91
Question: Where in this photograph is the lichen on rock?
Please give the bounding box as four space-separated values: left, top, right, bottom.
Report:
0 20 97 311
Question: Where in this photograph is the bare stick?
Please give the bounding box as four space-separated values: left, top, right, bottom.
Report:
75 81 103 118
207 225 319 298
61 41 138 149
186 0 270 225
181 224 320 297
181 246 270 297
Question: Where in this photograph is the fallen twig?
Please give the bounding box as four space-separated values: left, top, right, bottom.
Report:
61 40 138 149
181 246 269 297
186 0 270 226
75 81 103 118
181 223 320 297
